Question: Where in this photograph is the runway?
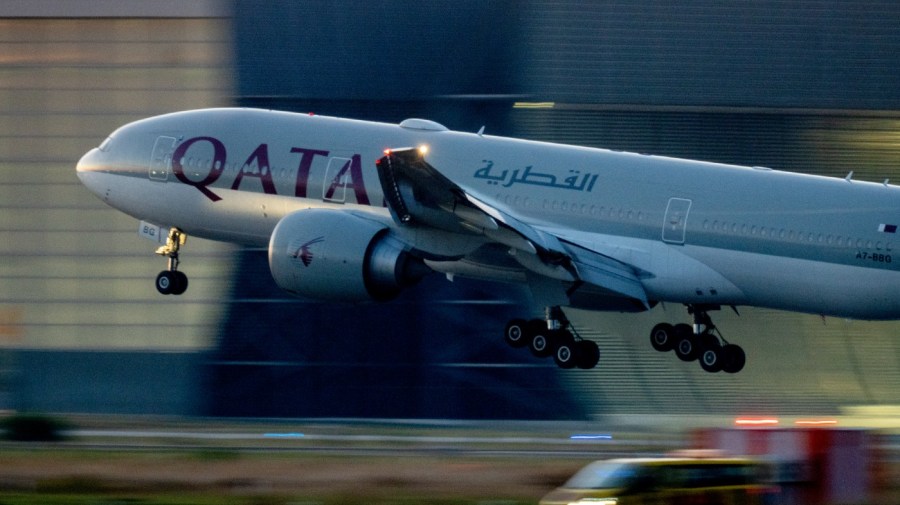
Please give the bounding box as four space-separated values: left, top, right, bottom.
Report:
54 419 682 459
0 418 684 503
3 417 898 504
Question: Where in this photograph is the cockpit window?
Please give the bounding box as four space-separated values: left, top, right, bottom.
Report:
98 136 113 152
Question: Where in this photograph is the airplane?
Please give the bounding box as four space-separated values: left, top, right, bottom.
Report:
76 108 900 375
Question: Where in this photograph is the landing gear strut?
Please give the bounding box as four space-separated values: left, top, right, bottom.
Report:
504 306 600 369
154 227 188 295
650 305 745 373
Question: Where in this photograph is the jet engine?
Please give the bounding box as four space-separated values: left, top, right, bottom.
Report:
268 209 429 301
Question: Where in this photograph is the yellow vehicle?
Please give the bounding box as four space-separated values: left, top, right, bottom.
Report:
540 457 771 505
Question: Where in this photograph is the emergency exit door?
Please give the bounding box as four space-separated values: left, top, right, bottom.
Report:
662 197 692 244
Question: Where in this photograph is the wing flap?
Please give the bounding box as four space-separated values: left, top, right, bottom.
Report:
560 241 650 307
375 148 650 305
376 148 537 254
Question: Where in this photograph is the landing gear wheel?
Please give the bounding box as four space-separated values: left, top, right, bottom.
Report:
156 271 176 295
675 333 699 362
576 340 600 369
722 344 746 374
700 341 723 373
650 323 675 352
156 270 188 295
507 307 602 369
504 319 529 348
171 270 188 295
553 332 578 369
653 305 747 373
529 327 554 358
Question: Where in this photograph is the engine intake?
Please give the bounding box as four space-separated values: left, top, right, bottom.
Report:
268 209 429 301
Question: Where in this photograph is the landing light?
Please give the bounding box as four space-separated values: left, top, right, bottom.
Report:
418 145 429 156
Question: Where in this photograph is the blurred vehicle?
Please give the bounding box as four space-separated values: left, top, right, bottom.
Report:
540 457 772 505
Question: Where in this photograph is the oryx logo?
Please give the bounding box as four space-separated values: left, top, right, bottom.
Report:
290 236 324 267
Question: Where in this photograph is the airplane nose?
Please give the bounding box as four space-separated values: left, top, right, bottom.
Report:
76 147 107 196
76 148 99 177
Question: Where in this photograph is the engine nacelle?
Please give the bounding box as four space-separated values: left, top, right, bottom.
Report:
268 209 428 301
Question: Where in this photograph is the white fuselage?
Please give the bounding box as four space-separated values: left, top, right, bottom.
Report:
77 108 900 320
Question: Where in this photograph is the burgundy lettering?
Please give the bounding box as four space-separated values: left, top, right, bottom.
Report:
291 147 329 197
231 143 277 195
172 136 226 202
323 154 370 205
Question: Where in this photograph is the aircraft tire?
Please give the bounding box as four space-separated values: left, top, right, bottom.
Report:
553 332 578 369
650 323 675 352
529 327 554 358
674 334 699 362
699 342 723 373
504 319 529 348
171 271 188 295
576 340 600 369
155 271 176 295
722 344 746 374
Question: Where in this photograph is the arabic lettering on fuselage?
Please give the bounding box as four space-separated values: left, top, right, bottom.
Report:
473 160 598 192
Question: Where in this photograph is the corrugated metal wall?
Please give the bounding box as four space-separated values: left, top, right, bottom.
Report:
510 0 900 415
0 18 233 350
518 1 900 109
0 16 233 412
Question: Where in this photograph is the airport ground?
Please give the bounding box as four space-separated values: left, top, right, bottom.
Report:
0 416 898 505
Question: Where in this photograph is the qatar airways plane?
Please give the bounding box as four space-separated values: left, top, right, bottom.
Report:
76 108 900 374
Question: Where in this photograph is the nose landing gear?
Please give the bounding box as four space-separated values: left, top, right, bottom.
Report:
154 228 188 295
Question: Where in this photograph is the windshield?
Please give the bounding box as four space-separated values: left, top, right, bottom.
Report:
564 461 639 489
98 136 114 152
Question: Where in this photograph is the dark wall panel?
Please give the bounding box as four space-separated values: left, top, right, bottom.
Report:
206 251 584 420
234 0 521 101
520 1 900 108
14 351 202 415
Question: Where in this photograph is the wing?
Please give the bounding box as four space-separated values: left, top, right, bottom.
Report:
375 148 650 308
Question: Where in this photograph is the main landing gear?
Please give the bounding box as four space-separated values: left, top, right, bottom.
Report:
504 307 600 369
649 305 746 373
154 227 188 295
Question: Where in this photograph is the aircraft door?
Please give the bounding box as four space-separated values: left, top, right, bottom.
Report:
322 157 351 203
662 197 692 244
149 136 177 182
